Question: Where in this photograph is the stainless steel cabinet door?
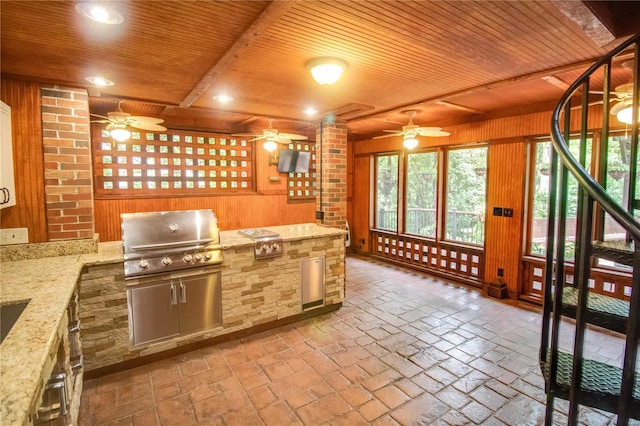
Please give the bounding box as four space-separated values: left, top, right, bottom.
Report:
128 282 180 346
179 273 222 335
301 257 325 310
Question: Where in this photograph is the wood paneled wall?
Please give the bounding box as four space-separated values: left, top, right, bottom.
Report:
94 195 315 242
0 79 48 242
484 138 527 298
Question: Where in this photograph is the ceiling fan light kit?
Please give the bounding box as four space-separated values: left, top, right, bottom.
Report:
108 124 131 142
616 104 638 125
403 136 419 149
373 110 450 146
263 140 278 152
307 57 347 85
232 119 308 152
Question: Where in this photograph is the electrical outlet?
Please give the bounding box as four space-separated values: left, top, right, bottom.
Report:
0 228 28 245
503 208 514 217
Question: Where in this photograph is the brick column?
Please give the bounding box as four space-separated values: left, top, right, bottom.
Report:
315 121 347 229
41 85 95 241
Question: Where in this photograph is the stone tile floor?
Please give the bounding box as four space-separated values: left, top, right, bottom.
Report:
79 255 632 425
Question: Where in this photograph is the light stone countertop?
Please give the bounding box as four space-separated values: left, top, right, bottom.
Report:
0 241 123 425
0 223 344 424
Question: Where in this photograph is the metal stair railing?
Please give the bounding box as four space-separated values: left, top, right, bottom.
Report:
541 33 640 425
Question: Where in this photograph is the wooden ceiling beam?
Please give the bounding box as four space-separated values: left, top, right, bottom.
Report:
434 101 485 114
166 1 299 112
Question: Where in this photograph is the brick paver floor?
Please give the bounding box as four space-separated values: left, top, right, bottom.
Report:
79 255 628 425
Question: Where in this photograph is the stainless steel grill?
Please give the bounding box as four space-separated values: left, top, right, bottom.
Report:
121 209 223 278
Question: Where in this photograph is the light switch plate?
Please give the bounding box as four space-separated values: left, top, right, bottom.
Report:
0 227 28 245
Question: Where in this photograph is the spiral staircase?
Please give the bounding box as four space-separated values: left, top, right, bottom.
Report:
541 34 640 425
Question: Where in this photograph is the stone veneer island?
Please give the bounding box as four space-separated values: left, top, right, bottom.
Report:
80 223 346 375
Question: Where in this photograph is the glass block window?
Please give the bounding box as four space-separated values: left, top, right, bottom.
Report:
92 125 254 198
287 141 317 202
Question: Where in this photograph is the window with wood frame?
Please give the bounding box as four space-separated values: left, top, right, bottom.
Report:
92 126 254 198
286 141 317 202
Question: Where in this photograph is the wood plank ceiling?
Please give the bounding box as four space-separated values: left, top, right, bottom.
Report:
1 1 638 141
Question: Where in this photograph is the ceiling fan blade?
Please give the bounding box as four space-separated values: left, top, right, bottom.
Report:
128 116 164 125
232 133 261 137
249 136 266 142
610 100 631 116
275 136 292 144
90 119 110 124
373 132 402 139
278 133 308 141
90 113 111 120
107 111 131 121
419 130 451 137
382 129 402 133
129 123 167 131
415 127 442 132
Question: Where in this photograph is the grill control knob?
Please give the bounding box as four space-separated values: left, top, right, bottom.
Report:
139 259 149 269
203 252 212 260
194 252 203 261
168 223 179 233
162 256 172 266
183 253 193 263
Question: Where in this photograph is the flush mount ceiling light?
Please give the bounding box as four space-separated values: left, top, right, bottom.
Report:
75 3 124 24
403 135 419 150
213 94 233 103
85 76 115 87
307 57 347 85
263 139 278 152
304 107 318 116
107 123 131 142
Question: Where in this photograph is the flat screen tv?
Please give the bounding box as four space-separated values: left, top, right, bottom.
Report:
277 149 311 173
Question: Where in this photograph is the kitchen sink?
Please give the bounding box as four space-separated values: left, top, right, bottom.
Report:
0 301 29 344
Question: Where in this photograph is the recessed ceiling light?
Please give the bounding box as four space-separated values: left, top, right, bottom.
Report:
75 3 124 25
213 94 233 103
85 76 115 87
304 107 318 116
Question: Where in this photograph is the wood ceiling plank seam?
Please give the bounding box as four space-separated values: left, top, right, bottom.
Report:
503 1 603 61
368 3 512 74
415 2 532 73
258 27 442 77
536 1 613 53
284 3 470 75
441 2 549 66
275 4 462 74
494 1 582 56
418 2 588 85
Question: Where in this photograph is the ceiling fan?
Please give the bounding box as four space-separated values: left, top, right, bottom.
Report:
232 119 308 151
91 101 166 141
374 110 450 148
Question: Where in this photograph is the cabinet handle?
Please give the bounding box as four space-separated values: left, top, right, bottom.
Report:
170 282 177 305
68 320 81 334
1 187 9 204
180 281 186 303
